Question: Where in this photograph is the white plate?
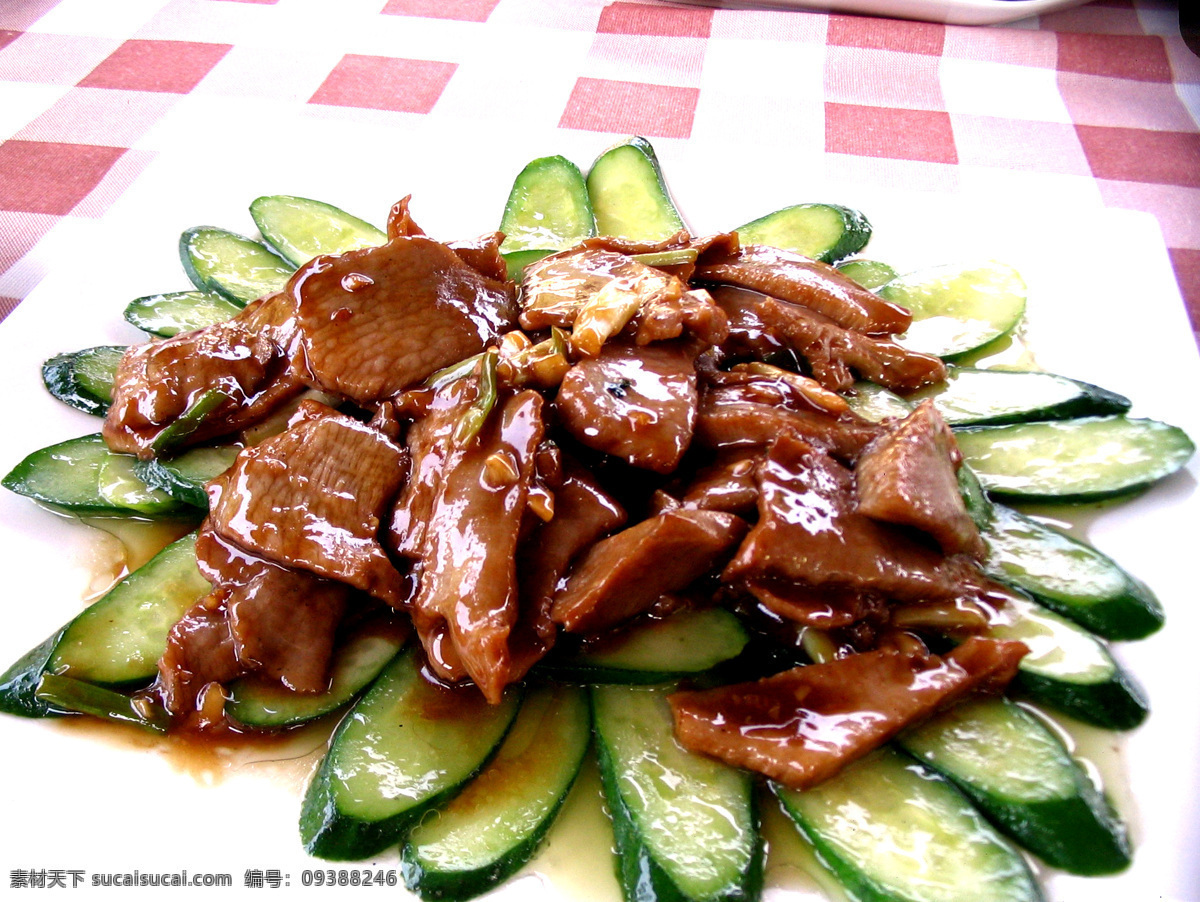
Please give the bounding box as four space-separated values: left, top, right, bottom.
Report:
0 132 1197 901
668 0 1092 26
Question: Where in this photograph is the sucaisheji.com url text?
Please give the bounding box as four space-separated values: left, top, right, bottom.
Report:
92 872 232 887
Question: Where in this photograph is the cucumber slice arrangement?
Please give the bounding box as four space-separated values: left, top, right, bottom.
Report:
401 685 591 900
300 649 521 861
593 684 762 902
883 261 1027 359
774 747 1042 902
124 289 242 337
734 203 871 263
0 136 1193 902
41 345 124 416
587 136 686 242
250 194 387 267
498 155 596 279
180 226 295 304
897 697 1130 876
956 415 1195 502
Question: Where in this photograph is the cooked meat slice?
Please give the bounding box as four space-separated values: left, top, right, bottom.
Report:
696 243 912 336
856 400 986 559
669 637 1028 790
723 435 1011 608
635 288 729 347
695 383 881 462
157 598 240 717
448 231 511 283
679 449 762 515
207 402 409 606
289 234 517 404
556 341 699 474
391 384 547 703
712 286 946 393
550 508 747 634
103 292 305 458
743 578 884 629
386 195 426 240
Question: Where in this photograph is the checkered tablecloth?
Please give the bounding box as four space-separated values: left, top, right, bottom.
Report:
1 0 1197 343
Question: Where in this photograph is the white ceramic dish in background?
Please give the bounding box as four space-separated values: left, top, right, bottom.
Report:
0 129 1196 901
667 0 1093 26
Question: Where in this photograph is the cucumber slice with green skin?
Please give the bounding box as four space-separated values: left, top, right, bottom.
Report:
734 203 871 264
543 607 750 685
908 366 1131 427
34 673 170 733
843 381 912 423
0 533 210 716
499 155 596 280
179 226 295 305
774 747 1043 902
227 620 408 728
250 195 386 267
587 137 686 243
988 594 1147 730
42 346 124 416
983 504 1163 640
401 685 591 900
300 649 521 861
2 433 189 517
882 261 1027 359
896 696 1130 875
837 258 897 289
955 415 1195 503
592 684 762 902
124 289 241 337
134 444 241 509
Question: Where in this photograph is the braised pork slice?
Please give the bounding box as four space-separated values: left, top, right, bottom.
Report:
158 599 240 718
669 637 1028 790
289 233 516 404
104 292 305 458
556 341 699 474
550 508 747 634
391 382 546 703
712 286 945 393
696 243 913 335
723 434 1011 608
744 578 885 629
695 382 881 462
679 449 762 516
207 402 409 606
856 400 986 559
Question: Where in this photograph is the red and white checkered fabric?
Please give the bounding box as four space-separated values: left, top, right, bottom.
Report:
1 0 1197 339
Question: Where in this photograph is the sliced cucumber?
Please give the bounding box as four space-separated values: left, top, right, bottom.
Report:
592 684 761 902
300 650 521 861
401 685 591 900
774 747 1042 902
227 622 407 729
42 346 124 416
909 366 1131 427
250 195 386 267
955 416 1195 502
837 258 897 289
734 203 870 264
882 262 1027 359
544 607 749 685
134 444 240 510
179 226 295 305
587 137 686 242
897 696 1130 875
34 673 170 733
499 155 596 279
0 533 209 716
988 594 1147 730
843 381 911 423
124 289 241 337
984 504 1163 640
3 433 188 517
